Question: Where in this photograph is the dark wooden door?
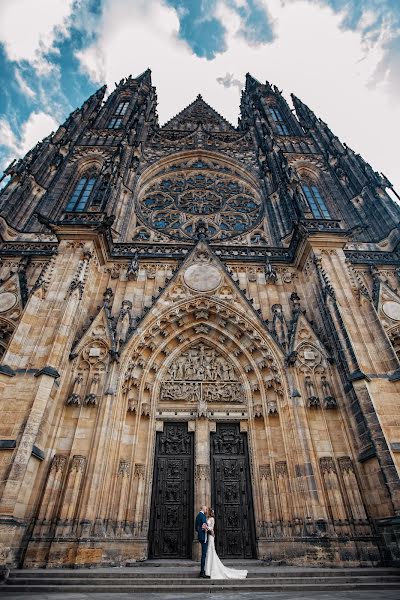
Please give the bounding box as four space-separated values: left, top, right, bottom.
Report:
149 422 194 558
211 423 256 558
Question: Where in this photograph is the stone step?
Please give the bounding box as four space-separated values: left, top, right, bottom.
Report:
3 582 400 593
8 573 400 585
8 568 400 578
6 576 400 585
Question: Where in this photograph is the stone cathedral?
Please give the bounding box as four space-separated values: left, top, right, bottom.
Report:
0 69 400 570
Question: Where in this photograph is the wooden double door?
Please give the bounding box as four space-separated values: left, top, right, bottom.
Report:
149 422 255 559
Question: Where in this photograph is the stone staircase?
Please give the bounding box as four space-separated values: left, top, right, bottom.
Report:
2 560 400 593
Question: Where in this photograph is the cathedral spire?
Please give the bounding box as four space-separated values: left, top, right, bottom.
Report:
291 94 317 130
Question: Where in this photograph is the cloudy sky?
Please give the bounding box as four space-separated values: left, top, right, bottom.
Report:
0 0 399 193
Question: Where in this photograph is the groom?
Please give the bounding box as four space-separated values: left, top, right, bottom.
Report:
195 505 209 578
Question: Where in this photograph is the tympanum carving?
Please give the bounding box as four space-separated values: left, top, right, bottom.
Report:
160 344 244 408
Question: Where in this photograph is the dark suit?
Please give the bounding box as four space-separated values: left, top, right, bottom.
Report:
195 511 208 574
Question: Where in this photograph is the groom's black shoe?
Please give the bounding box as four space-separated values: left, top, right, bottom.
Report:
199 573 207 578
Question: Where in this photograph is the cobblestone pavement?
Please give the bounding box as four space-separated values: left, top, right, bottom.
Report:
3 592 400 599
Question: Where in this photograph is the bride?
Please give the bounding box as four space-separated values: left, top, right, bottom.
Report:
204 508 247 579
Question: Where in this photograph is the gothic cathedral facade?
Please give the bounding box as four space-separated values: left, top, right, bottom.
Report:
0 70 400 568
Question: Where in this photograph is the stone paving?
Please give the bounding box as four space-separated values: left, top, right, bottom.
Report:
3 592 400 600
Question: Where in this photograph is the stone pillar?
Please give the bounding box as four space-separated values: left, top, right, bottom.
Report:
338 456 367 522
195 418 211 509
35 454 67 537
259 464 275 537
116 460 130 534
275 461 291 534
133 463 145 536
319 457 347 534
57 455 86 536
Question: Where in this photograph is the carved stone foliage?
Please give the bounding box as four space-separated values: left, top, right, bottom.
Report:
71 455 86 472
160 343 244 408
259 464 272 479
50 454 67 472
319 456 336 474
338 456 354 473
275 461 288 478
118 460 130 477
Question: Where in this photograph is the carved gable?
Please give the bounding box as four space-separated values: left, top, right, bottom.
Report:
162 96 235 132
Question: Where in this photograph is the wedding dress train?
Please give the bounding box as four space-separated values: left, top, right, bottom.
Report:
204 517 248 579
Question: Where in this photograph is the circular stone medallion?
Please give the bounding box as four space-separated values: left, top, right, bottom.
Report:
183 263 222 292
382 301 400 321
0 291 17 313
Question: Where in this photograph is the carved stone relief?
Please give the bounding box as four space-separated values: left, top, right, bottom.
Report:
160 343 244 410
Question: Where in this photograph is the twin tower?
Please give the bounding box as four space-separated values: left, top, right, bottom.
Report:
0 69 399 568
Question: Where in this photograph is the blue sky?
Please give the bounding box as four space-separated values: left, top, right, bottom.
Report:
1 0 400 194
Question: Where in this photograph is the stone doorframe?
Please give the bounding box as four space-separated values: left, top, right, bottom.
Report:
118 297 289 560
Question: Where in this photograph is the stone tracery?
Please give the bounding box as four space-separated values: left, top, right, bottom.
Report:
137 158 263 241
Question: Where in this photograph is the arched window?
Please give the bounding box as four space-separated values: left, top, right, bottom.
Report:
302 183 331 219
269 107 289 135
66 173 97 212
107 100 129 129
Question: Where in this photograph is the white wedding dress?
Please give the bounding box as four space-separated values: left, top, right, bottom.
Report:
204 517 248 579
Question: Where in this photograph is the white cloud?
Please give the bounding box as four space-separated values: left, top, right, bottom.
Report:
74 0 400 193
216 72 244 93
0 112 58 171
0 0 75 73
15 69 36 99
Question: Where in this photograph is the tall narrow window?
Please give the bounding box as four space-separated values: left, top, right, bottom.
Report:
115 101 129 116
269 107 289 135
66 175 97 212
107 100 129 129
302 184 331 219
108 117 123 129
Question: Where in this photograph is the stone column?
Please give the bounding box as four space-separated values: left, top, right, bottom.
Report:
35 454 67 537
195 419 211 509
338 456 367 522
57 455 86 536
116 460 130 534
275 461 291 535
319 457 348 534
259 464 275 537
133 463 146 536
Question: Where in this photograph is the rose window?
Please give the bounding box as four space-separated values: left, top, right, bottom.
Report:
138 161 263 241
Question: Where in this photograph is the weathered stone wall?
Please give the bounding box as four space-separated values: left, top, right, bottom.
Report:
1 71 400 569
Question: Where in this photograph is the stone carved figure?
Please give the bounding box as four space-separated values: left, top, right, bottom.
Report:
321 376 337 408
305 376 320 408
160 343 244 407
66 374 84 405
272 304 288 350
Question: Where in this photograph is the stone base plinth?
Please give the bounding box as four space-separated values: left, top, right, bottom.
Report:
256 536 381 566
23 538 148 568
